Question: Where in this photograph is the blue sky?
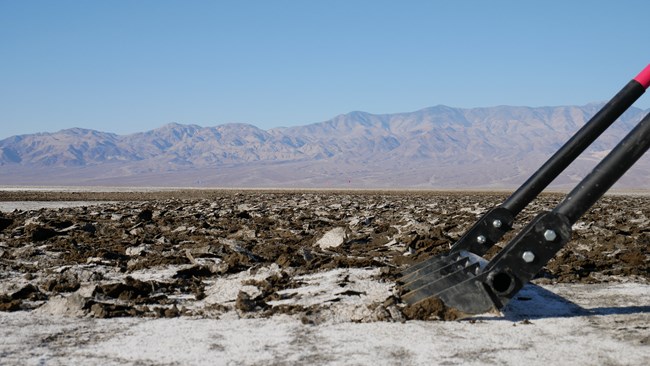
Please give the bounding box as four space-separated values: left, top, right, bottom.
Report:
1 0 649 139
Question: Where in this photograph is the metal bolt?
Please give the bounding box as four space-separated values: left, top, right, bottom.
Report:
544 229 557 241
492 219 502 228
477 235 487 244
522 251 535 263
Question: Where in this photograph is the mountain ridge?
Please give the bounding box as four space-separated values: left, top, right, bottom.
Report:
1 104 649 189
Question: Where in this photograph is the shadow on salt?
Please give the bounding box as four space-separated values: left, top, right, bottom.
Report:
471 284 650 321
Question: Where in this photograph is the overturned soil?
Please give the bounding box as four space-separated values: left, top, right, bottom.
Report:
0 190 648 322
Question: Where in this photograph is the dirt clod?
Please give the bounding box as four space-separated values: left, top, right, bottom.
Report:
235 291 269 313
401 297 464 321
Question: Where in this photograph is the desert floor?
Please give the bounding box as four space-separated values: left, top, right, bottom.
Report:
0 189 648 365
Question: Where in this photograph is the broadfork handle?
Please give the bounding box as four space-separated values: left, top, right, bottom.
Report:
501 64 650 214
554 111 650 224
634 63 650 88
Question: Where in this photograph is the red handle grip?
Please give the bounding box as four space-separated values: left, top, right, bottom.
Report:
634 64 650 89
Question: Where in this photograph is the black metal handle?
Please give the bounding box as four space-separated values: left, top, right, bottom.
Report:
554 111 650 223
501 77 647 214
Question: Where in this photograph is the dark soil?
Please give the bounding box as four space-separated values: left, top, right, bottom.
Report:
0 190 648 320
402 296 466 321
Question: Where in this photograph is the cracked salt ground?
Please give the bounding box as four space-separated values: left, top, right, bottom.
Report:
0 190 648 364
265 268 394 323
1 282 648 365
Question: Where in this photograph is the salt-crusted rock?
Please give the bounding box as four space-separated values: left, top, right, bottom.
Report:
35 292 88 317
126 244 149 256
315 227 347 249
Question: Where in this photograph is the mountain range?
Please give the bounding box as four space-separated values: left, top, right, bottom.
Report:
1 104 649 189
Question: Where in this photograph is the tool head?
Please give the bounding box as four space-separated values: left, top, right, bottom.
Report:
398 211 573 317
398 251 501 317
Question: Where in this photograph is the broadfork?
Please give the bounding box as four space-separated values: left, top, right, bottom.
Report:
398 64 650 316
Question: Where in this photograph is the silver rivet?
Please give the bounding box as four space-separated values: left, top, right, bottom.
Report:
522 251 535 263
544 229 557 241
477 235 487 244
492 219 502 228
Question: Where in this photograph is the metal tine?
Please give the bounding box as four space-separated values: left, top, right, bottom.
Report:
401 262 481 305
398 253 460 283
400 249 487 286
399 253 452 276
400 256 470 292
435 276 499 316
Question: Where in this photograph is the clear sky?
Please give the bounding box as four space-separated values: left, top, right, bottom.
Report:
1 0 649 139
